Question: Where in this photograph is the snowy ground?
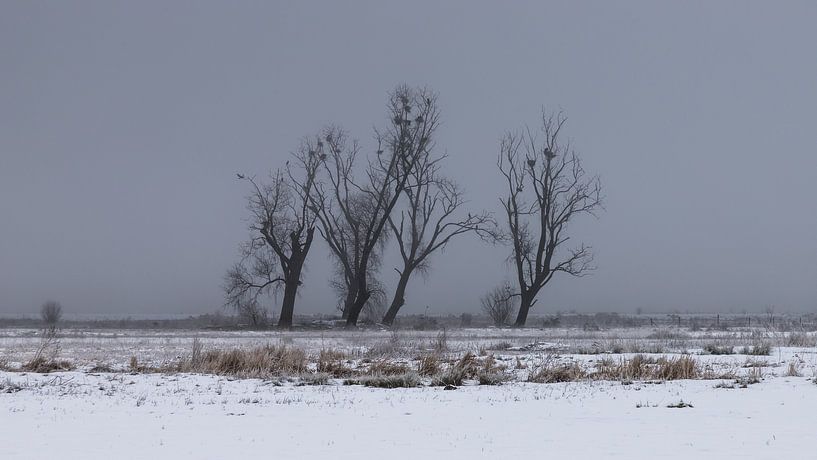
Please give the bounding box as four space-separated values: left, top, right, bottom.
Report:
1 326 816 458
1 371 815 459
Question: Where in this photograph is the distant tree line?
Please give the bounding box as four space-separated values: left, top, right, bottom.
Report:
225 85 602 328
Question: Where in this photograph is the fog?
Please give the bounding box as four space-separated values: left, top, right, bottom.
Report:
2 1 816 316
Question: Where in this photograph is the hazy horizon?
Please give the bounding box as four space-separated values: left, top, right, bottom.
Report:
2 1 816 317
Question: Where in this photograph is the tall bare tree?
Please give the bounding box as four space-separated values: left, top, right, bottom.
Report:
311 85 439 326
323 190 388 320
498 110 602 327
225 143 320 328
382 150 496 325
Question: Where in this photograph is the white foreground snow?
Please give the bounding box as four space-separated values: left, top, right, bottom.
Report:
1 370 815 459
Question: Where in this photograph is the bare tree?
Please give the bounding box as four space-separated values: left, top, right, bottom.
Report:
319 189 388 320
225 142 320 328
40 300 63 329
481 283 517 326
312 85 439 326
382 149 496 325
498 110 602 327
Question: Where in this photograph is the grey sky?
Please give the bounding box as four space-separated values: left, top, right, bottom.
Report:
2 1 816 316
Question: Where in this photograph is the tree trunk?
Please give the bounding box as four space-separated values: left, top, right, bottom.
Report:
277 262 303 328
514 293 533 327
382 269 412 326
340 288 355 320
345 289 371 327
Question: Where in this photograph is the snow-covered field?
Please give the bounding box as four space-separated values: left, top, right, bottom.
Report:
1 326 816 459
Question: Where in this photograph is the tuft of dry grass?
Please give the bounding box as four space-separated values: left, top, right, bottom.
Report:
88 363 114 373
367 359 411 376
346 372 421 388
528 356 587 383
785 331 816 347
741 341 772 356
432 352 479 386
183 344 307 378
22 328 73 373
594 355 656 381
528 354 702 383
317 349 353 377
653 356 700 380
416 354 441 376
786 361 801 377
702 343 734 355
22 357 73 373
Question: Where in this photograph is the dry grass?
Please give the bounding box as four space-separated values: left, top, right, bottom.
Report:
416 354 441 376
346 372 421 388
785 331 816 347
702 343 734 355
594 355 656 381
652 356 700 380
181 344 307 378
528 356 587 383
741 340 772 356
432 352 479 386
317 349 353 377
22 329 74 373
22 356 74 373
786 361 801 377
529 354 702 383
367 359 411 376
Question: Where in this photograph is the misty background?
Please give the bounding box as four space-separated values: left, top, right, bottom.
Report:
2 1 816 317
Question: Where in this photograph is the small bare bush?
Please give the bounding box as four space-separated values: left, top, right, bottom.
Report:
23 328 72 373
481 284 516 327
40 301 63 328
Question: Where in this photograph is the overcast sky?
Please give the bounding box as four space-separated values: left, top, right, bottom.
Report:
2 1 816 317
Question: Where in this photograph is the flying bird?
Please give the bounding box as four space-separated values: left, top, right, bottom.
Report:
236 173 245 179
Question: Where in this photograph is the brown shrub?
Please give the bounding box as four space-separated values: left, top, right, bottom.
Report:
317 349 353 377
368 359 410 376
22 357 74 373
189 344 307 378
417 354 441 376
653 356 700 380
528 356 586 383
346 372 421 388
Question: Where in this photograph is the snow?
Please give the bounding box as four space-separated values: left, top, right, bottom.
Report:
2 326 816 458
1 370 815 459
